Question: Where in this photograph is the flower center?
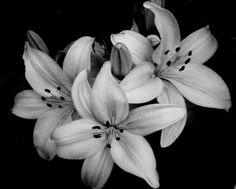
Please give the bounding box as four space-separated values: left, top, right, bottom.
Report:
155 46 193 77
92 121 123 149
40 86 72 109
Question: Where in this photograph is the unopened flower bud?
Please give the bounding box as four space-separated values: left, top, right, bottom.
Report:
90 41 107 79
111 43 133 78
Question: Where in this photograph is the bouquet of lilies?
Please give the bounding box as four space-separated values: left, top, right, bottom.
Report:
12 1 231 189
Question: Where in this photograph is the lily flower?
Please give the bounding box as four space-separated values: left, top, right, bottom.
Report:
111 2 231 147
12 33 95 160
52 61 186 189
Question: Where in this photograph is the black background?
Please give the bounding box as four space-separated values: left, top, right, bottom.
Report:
1 0 235 188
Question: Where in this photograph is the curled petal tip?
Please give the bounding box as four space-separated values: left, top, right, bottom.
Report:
26 30 49 53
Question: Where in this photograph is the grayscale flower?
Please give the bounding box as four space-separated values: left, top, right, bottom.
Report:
52 61 186 188
111 2 231 147
12 33 95 160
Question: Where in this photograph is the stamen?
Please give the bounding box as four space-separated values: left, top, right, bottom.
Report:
185 58 191 64
41 97 46 101
106 144 111 148
58 105 63 109
57 86 61 91
92 126 101 130
105 121 110 127
119 129 123 133
164 50 169 55
175 47 181 52
179 66 185 72
166 60 172 66
46 103 53 108
93 134 102 139
60 96 65 100
188 50 192 56
44 89 51 93
115 136 120 141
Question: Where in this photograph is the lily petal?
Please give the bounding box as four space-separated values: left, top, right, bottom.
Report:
63 36 95 80
26 30 49 54
72 69 93 119
110 131 159 188
12 90 49 119
120 63 163 103
147 34 160 47
111 30 153 65
81 148 114 189
34 108 73 160
52 119 105 159
55 40 75 62
180 26 218 65
167 64 231 111
144 2 181 64
157 81 187 147
23 43 72 97
91 61 129 124
119 104 186 136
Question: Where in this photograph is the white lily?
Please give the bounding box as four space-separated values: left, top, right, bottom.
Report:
52 61 186 189
111 2 231 147
12 33 95 160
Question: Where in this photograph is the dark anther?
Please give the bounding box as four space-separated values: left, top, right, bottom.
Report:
46 103 52 108
92 126 101 130
57 87 61 90
175 47 181 52
58 105 63 109
179 66 185 72
164 50 169 55
115 136 120 141
106 144 111 148
41 97 46 101
93 134 102 139
44 89 51 93
188 50 192 56
119 129 124 133
60 96 65 100
105 121 110 127
166 60 172 66
184 58 191 64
